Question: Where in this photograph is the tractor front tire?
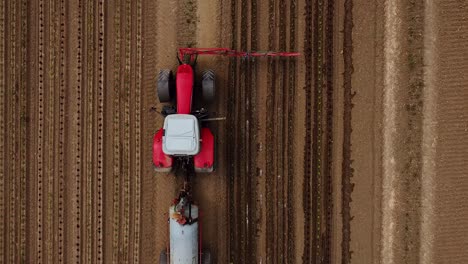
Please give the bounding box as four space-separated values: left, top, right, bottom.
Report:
159 250 168 264
202 70 215 102
157 69 174 103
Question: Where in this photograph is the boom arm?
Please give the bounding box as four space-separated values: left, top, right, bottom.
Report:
178 47 300 64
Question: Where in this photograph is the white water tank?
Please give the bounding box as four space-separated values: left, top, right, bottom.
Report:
169 204 199 264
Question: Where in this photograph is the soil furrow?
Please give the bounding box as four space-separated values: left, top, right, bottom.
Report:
323 0 335 262
18 1 28 262
0 0 4 258
132 0 142 262
239 0 248 260
278 0 287 262
248 0 258 261
265 0 276 261
96 0 104 263
286 1 297 263
111 1 121 262
83 1 95 263
7 0 18 262
46 1 57 262
74 0 84 262
227 0 237 261
312 0 325 261
57 1 66 262
341 0 354 262
303 0 313 262
122 0 132 262
36 0 45 262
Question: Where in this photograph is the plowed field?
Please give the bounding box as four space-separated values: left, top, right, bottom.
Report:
1 0 467 263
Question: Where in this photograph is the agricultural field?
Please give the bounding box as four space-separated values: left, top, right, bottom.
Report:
0 0 467 263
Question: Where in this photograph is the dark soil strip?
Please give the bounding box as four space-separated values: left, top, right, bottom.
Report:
238 0 248 260
303 0 313 263
312 0 325 261
227 0 237 261
248 0 258 261
265 0 277 262
323 0 335 262
401 1 424 262
341 0 354 262
286 0 297 263
279 0 287 262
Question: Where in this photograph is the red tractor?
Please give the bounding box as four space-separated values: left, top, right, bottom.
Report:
153 48 299 173
152 54 216 173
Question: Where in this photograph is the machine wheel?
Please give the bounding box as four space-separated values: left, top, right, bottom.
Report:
201 70 215 102
159 250 168 264
157 69 174 102
202 250 212 264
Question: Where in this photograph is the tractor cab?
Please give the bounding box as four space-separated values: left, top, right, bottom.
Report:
162 114 200 156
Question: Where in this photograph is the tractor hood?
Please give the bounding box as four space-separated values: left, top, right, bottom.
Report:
162 114 200 156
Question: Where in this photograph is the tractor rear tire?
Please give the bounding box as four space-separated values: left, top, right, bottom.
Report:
157 69 174 103
202 70 215 102
159 250 168 264
202 250 212 264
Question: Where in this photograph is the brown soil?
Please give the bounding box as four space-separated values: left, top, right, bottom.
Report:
1 0 467 263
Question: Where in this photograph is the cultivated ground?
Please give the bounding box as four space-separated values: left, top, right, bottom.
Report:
0 0 467 263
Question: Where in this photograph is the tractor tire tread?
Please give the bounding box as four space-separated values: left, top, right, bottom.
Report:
157 69 173 103
202 69 215 102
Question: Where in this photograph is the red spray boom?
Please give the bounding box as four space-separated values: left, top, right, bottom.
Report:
178 47 300 63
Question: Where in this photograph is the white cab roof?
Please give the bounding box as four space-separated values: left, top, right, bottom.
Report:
162 114 200 156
